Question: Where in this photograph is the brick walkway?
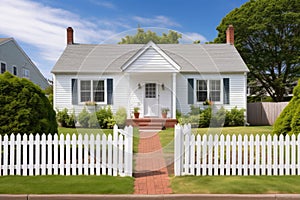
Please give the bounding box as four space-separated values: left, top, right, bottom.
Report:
134 131 172 194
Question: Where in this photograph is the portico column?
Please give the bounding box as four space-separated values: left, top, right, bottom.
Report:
172 73 177 119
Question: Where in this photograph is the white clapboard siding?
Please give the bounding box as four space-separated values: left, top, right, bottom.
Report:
0 125 133 177
174 124 300 176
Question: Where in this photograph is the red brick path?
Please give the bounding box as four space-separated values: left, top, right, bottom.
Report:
134 131 172 194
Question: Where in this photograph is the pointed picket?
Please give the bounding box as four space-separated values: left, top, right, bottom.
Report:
89 134 95 175
267 134 272 175
83 134 89 175
29 134 34 176
291 135 296 175
59 134 65 175
255 135 260 175
53 134 59 175
208 134 213 176
95 134 101 175
22 134 28 176
232 134 237 175
213 134 219 176
9 134 15 175
71 134 77 175
77 134 83 175
16 134 22 175
225 135 231 175
47 134 53 175
237 134 242 175
102 134 107 175
3 135 9 176
273 134 278 175
285 135 290 175
65 134 71 176
196 134 201 176
220 134 225 176
249 135 254 175
118 134 124 176
107 134 113 176
41 134 47 175
279 134 284 175
243 135 248 176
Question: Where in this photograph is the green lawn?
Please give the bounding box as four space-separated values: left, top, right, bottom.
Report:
171 176 300 194
0 176 134 194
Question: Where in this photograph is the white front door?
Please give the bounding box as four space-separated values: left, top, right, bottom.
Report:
144 83 159 117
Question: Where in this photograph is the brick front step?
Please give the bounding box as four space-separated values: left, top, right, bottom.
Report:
126 118 178 130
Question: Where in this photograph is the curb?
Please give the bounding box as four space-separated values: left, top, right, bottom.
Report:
1 194 300 200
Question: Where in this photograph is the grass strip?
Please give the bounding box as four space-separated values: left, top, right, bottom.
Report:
0 175 134 194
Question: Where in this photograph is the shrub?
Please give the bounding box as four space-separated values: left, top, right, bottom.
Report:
96 106 115 129
189 105 200 115
114 107 127 128
56 108 76 128
273 80 300 135
0 72 57 135
77 107 90 128
226 106 245 126
181 114 200 128
199 107 212 127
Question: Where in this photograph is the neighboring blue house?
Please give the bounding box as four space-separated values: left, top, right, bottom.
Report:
0 38 49 89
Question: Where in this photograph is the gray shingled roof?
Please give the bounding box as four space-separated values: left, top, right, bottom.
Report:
52 43 249 73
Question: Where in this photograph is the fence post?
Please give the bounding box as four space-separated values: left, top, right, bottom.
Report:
124 125 133 177
174 124 182 176
113 125 118 176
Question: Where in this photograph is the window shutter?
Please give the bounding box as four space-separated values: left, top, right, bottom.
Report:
107 79 113 105
223 78 230 104
71 79 78 105
188 78 194 104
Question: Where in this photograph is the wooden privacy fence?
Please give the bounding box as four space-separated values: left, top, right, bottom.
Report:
0 125 133 177
247 102 288 125
175 124 300 176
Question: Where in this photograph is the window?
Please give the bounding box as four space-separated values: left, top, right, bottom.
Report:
196 80 207 101
93 80 104 102
196 80 221 102
13 66 17 75
80 80 105 103
145 83 156 98
1 62 6 74
23 68 30 78
209 80 221 101
80 80 91 102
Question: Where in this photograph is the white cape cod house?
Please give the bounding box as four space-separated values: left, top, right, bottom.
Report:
52 26 249 121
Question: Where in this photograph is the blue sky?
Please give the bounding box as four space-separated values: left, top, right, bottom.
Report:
0 0 249 80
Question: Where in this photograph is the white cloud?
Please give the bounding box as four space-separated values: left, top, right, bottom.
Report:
89 0 116 9
180 32 208 44
133 15 181 27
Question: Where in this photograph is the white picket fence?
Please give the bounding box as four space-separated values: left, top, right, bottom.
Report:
0 125 133 177
175 124 300 176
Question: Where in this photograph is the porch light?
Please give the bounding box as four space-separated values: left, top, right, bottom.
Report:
138 83 141 89
161 83 165 90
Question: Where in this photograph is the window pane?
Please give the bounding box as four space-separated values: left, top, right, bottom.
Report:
209 80 221 101
13 66 17 75
145 83 156 98
93 80 105 102
196 80 207 102
80 81 91 102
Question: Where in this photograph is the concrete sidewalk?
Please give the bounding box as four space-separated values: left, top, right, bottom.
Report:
1 194 300 200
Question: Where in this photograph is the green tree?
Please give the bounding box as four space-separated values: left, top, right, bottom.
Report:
214 0 300 102
118 28 182 44
0 72 57 135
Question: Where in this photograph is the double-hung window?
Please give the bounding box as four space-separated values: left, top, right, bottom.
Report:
196 80 221 102
23 68 30 78
80 80 105 103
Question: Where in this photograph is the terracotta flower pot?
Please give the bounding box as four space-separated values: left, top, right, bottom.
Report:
134 112 140 119
162 113 167 118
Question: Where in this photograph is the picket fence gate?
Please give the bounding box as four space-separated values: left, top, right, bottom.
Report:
175 124 300 176
0 125 133 177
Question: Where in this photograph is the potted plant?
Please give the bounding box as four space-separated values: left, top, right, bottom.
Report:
133 107 140 119
161 107 170 118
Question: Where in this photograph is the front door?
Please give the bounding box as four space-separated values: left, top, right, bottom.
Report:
144 83 159 117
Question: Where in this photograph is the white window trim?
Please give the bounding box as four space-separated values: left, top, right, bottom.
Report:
78 79 107 105
195 79 223 104
1 61 7 74
22 68 30 78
